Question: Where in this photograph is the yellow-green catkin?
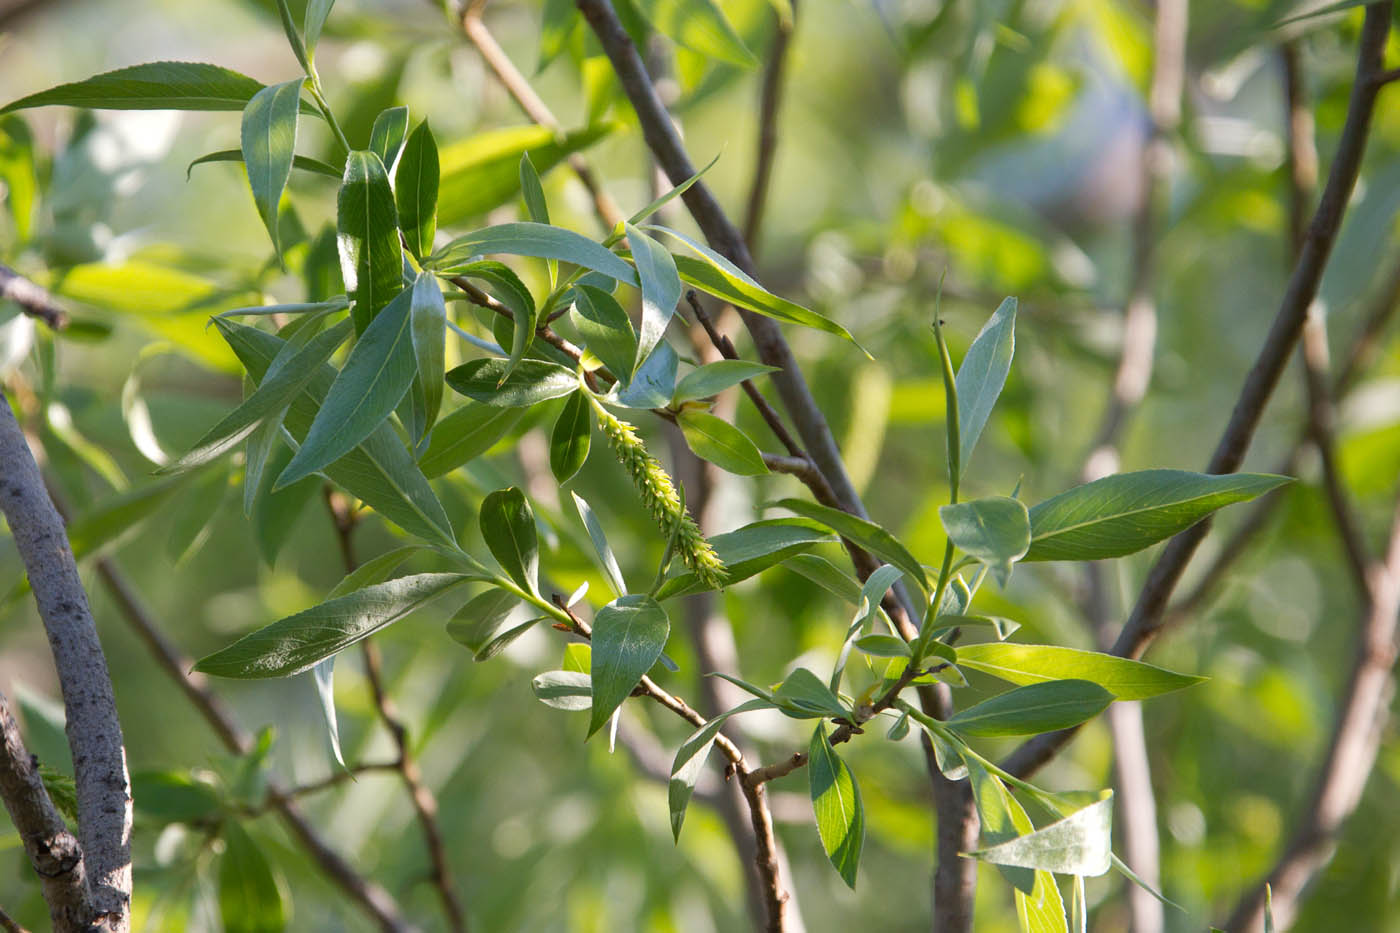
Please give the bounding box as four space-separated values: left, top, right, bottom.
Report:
588 396 726 589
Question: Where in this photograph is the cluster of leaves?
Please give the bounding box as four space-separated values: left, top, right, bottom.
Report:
0 1 1301 929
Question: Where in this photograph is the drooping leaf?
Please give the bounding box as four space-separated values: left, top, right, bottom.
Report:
969 794 1113 877
1023 470 1292 562
429 222 636 286
572 491 628 597
954 644 1205 700
218 822 285 933
633 0 756 67
626 223 682 370
2 62 296 114
368 106 409 172
587 594 670 737
195 573 475 678
396 120 440 262
418 403 524 477
669 698 773 840
963 755 1036 894
672 360 777 406
570 284 637 384
532 670 593 710
188 149 342 180
446 587 522 652
480 487 540 595
311 658 346 770
277 286 418 487
938 496 1030 586
809 722 865 888
954 296 1016 476
655 517 833 599
337 149 402 333
677 410 768 476
946 680 1114 738
446 358 578 407
771 498 928 592
550 390 592 483
474 616 547 661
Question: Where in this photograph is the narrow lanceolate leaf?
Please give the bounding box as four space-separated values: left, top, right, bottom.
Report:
418 403 524 477
188 149 342 180
587 594 670 737
338 150 402 333
2 62 285 114
775 668 850 720
678 410 769 476
772 498 928 592
164 319 352 473
626 223 682 372
532 670 592 710
809 722 865 888
613 340 677 409
964 755 1036 894
646 226 863 349
427 222 637 285
304 0 336 54
408 273 447 441
369 106 409 172
480 487 540 595
518 153 551 225
669 697 773 840
436 125 611 225
633 0 756 67
969 794 1114 877
947 680 1114 738
216 319 457 547
219 822 286 933
572 492 627 597
446 358 577 407
446 587 521 653
654 518 833 599
955 644 1205 700
672 360 777 406
312 658 345 770
955 297 1016 475
550 391 591 483
195 573 474 677
1023 470 1292 562
570 284 637 384
396 121 439 261
277 286 417 488
274 0 312 71
938 495 1030 587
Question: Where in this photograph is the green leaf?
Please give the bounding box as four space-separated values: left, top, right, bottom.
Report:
474 616 547 662
963 755 1036 894
338 150 402 333
218 822 286 933
572 492 628 597
250 442 320 564
396 121 439 262
672 360 777 406
0 116 38 241
626 223 682 370
130 770 222 825
646 226 863 349
329 546 423 598
57 476 188 567
929 614 1021 641
446 358 578 407
436 124 611 225
774 667 850 719
669 698 772 840
311 658 345 770
532 670 593 710
538 0 577 71
587 594 670 737
273 0 311 71
195 573 474 678
446 587 522 652
418 403 524 477
955 296 1016 475
550 391 592 483
954 644 1205 700
369 106 409 171
1024 470 1292 562
613 340 677 409
809 722 865 888
277 286 418 488
480 487 540 595
678 410 769 476
304 0 335 54
518 153 551 225
428 222 637 285
969 794 1113 877
217 319 457 547
784 554 863 604
853 634 911 658
938 496 1030 586
164 319 353 473
946 680 1113 738
2 62 293 114
771 498 928 592
570 284 638 384
166 463 230 564
633 0 756 67
187 149 342 180
655 517 833 599
625 151 719 227
404 276 448 446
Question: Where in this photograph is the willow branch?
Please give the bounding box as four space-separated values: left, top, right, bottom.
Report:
0 265 67 330
0 691 93 931
0 397 129 927
1002 2 1395 780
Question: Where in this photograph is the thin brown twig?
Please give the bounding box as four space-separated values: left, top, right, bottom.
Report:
0 265 68 330
325 494 468 933
0 901 28 933
743 1 797 250
1002 2 1395 781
